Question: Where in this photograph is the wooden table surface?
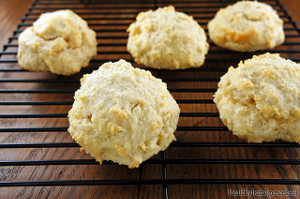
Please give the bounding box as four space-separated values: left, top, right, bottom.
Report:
0 0 300 198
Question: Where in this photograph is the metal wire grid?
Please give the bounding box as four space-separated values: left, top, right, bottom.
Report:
0 0 300 198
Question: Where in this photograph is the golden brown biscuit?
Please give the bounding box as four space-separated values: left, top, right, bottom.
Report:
214 53 300 143
208 1 284 52
18 10 97 75
68 60 180 168
127 6 209 69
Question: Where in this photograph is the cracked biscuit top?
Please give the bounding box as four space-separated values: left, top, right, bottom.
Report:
17 10 97 75
214 53 300 143
68 60 180 168
127 6 209 69
208 1 284 52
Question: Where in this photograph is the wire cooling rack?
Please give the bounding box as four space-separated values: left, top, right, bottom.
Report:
0 0 300 198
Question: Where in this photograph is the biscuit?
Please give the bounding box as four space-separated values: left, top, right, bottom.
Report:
17 10 97 75
208 1 284 52
68 60 180 168
127 6 209 69
214 53 300 143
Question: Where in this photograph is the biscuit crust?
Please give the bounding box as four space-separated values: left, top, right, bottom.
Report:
17 10 97 75
214 53 300 143
208 1 284 52
68 60 180 168
127 6 209 69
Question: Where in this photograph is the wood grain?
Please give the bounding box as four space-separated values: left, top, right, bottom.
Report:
0 0 34 49
0 0 300 198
